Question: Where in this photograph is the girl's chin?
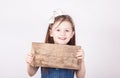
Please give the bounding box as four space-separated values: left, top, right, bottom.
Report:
54 42 67 45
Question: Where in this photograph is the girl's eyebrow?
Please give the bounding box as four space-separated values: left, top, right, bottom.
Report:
54 26 59 30
53 24 60 30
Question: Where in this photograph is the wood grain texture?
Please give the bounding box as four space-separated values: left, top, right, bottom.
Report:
30 42 81 70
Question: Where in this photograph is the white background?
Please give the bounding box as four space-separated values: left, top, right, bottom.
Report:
0 0 120 78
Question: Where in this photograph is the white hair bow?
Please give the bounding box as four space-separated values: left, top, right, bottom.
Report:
48 9 65 24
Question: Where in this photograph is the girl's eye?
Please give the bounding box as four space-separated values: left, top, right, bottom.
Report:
65 30 69 32
56 29 60 31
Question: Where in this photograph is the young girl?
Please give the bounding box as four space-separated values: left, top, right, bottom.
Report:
26 11 85 78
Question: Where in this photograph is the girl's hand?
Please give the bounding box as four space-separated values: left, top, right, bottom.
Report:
76 48 84 60
26 53 34 64
26 53 39 76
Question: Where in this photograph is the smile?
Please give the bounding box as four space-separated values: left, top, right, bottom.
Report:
58 37 66 40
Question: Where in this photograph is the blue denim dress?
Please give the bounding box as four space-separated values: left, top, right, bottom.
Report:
41 67 74 78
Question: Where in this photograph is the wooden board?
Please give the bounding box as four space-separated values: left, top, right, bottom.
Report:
30 42 81 70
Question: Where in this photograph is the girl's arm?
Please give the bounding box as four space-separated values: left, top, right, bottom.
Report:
27 64 39 77
26 53 39 77
76 60 86 78
76 49 86 78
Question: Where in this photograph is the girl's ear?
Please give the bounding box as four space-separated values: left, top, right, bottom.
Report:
50 29 53 37
70 31 75 38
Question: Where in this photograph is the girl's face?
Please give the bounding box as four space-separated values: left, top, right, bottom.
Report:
50 21 74 45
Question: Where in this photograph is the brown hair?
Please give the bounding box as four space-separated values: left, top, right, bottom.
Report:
45 15 76 45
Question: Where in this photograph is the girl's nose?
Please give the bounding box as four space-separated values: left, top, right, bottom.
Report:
60 31 65 36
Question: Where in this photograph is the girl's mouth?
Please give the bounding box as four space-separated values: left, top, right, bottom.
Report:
58 37 66 40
